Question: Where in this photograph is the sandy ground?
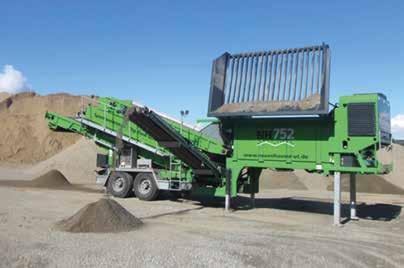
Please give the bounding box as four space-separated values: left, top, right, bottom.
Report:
0 168 403 267
1 91 403 267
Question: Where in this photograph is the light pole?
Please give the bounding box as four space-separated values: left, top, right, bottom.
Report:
180 110 189 134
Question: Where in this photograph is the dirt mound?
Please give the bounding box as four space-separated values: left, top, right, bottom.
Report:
382 144 404 190
260 170 308 190
0 168 102 193
54 198 143 233
293 170 328 191
0 92 96 165
0 169 73 189
30 169 71 188
29 137 101 184
325 145 404 194
0 92 11 102
327 174 404 195
260 143 404 194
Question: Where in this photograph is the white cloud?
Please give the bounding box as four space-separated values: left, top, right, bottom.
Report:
392 114 404 139
0 65 31 93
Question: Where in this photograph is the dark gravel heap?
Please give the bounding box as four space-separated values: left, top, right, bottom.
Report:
54 198 143 233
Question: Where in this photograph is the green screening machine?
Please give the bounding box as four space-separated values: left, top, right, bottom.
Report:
46 43 393 225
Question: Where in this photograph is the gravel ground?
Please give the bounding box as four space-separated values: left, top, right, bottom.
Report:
0 171 404 267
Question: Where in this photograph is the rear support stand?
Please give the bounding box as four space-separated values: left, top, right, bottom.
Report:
225 194 230 212
350 173 359 220
225 169 231 212
251 193 255 209
333 172 341 226
249 168 260 209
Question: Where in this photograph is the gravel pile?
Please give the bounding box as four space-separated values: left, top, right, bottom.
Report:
30 169 72 188
260 170 308 190
29 137 100 184
54 198 143 233
0 169 73 189
327 174 404 195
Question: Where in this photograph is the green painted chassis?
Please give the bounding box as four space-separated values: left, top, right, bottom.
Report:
46 93 392 198
46 97 224 183
220 93 393 197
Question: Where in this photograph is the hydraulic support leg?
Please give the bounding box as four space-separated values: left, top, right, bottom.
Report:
251 193 255 209
350 173 359 220
249 168 260 209
225 194 231 211
333 172 341 226
225 169 231 212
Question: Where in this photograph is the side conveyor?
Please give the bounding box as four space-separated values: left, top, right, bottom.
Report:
46 111 168 156
127 106 222 178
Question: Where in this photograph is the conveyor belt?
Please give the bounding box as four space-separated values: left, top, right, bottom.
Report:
77 117 168 157
126 106 222 178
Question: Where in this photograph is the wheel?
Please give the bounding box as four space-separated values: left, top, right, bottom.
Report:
107 172 133 198
133 173 159 201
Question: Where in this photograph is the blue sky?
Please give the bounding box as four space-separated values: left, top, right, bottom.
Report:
1 0 404 136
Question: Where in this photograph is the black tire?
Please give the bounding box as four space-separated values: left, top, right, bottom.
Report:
107 172 133 198
133 173 159 201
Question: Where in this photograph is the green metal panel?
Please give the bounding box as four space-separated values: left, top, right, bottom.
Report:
231 117 332 169
46 93 392 198
83 98 168 156
45 111 172 169
90 97 226 156
226 95 391 172
45 112 86 135
220 93 392 197
45 97 225 185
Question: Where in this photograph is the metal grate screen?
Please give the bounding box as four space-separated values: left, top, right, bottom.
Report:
208 44 331 117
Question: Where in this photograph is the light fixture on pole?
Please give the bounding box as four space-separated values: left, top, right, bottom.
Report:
180 110 189 134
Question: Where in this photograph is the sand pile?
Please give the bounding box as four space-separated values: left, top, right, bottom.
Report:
327 174 404 195
382 143 404 189
30 169 72 188
0 92 10 102
260 170 307 190
29 137 100 184
261 168 404 195
325 144 404 194
54 198 143 233
0 92 96 165
0 169 73 189
293 170 327 191
260 143 404 194
0 168 102 194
